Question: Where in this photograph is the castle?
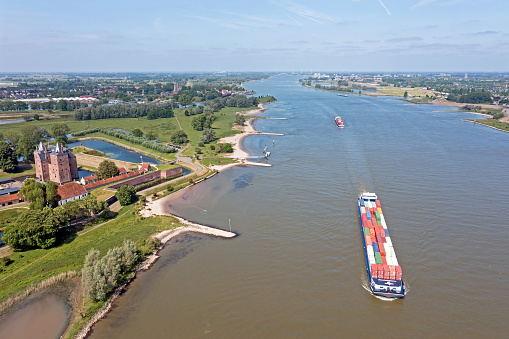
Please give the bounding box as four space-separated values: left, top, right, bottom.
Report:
34 142 79 184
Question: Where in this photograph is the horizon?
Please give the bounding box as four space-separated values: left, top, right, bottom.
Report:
1 0 508 72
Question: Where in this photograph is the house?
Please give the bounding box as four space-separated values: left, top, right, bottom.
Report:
138 162 151 172
0 194 20 207
57 182 88 206
80 174 98 185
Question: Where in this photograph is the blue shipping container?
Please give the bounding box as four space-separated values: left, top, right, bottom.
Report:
372 242 379 252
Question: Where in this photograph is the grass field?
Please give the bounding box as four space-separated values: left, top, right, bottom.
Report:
0 204 181 302
471 119 509 131
0 164 35 180
0 115 179 142
0 207 28 231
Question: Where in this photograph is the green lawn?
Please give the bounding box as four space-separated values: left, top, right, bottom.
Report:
0 205 180 302
177 106 252 156
0 115 179 142
473 119 509 131
0 164 35 180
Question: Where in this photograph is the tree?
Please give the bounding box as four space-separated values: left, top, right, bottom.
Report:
235 113 246 126
115 185 136 206
51 123 71 146
97 160 120 179
145 130 157 140
45 181 61 208
170 130 188 145
20 178 46 210
220 143 233 153
132 128 143 137
199 128 216 144
178 94 192 107
0 140 18 172
2 207 59 251
404 91 409 99
82 240 139 301
17 125 47 162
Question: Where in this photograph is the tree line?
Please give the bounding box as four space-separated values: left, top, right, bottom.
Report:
73 102 174 120
72 128 176 153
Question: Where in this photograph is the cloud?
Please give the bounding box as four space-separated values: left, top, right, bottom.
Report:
282 2 337 24
378 0 392 15
473 31 498 35
386 37 423 43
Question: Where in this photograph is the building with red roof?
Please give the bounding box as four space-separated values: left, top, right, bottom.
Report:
57 182 88 206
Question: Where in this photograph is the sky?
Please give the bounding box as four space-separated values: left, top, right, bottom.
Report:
1 0 508 72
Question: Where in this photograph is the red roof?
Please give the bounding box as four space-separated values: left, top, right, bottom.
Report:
84 170 141 190
57 182 87 200
141 163 150 171
118 167 127 175
0 193 20 204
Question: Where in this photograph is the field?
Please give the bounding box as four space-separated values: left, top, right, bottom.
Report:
0 204 181 302
471 119 509 132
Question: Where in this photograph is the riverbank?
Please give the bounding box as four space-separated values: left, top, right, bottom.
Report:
75 215 235 339
208 103 282 172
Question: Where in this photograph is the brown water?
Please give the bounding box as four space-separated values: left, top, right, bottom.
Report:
0 293 70 339
89 75 508 338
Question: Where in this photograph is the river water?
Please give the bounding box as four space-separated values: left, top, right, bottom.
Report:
90 75 509 338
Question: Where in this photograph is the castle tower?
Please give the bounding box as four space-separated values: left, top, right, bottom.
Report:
34 142 79 184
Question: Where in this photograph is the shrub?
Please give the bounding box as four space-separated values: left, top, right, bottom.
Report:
115 185 137 206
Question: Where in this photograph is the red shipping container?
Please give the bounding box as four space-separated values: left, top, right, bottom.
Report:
371 264 377 278
364 219 371 227
369 229 375 237
384 270 390 279
389 265 395 272
372 218 378 226
371 235 376 244
375 200 381 208
390 271 396 280
379 228 385 237
362 214 367 222
380 235 386 243
381 256 387 265
365 236 372 246
395 266 402 280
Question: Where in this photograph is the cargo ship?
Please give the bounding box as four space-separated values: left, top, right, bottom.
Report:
358 192 405 298
335 116 345 128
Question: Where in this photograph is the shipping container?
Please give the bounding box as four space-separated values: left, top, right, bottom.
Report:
375 200 381 208
365 235 372 246
372 242 379 252
367 245 374 256
364 227 370 237
375 252 382 264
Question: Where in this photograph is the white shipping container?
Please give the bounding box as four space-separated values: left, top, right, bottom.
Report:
386 256 393 266
392 257 399 266
368 255 376 265
360 206 365 214
367 245 374 257
385 237 393 246
380 215 387 228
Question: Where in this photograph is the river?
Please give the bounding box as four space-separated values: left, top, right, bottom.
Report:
85 75 509 337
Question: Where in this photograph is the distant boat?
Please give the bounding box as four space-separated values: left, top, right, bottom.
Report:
335 116 345 128
344 94 349 97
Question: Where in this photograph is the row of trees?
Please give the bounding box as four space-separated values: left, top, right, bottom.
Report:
447 91 493 104
73 102 174 120
72 128 176 153
0 99 93 112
